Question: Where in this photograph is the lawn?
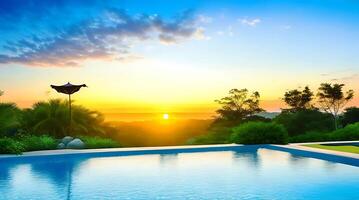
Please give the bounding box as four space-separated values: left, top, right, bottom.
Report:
304 144 359 154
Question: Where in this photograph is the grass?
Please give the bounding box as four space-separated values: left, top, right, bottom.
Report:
304 144 359 154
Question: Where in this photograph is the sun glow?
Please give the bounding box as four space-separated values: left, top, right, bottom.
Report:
163 113 169 120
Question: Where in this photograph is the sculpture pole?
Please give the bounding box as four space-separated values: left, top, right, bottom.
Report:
68 94 72 134
50 82 87 136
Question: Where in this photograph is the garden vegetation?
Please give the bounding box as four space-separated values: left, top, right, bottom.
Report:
187 83 359 145
1 82 359 154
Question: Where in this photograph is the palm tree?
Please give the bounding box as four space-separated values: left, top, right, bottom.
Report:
21 99 109 138
0 103 21 136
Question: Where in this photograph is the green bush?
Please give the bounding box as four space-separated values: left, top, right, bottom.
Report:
329 122 359 141
289 122 359 143
274 109 334 136
0 103 21 136
185 127 232 145
0 137 25 154
289 131 330 143
78 135 119 149
341 107 359 127
230 122 288 144
19 135 57 151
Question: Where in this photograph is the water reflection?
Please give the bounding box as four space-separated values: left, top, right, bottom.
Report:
0 156 86 200
0 146 358 200
232 146 261 168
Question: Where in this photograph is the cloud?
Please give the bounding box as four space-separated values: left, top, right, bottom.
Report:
239 18 261 27
197 14 213 24
0 9 204 67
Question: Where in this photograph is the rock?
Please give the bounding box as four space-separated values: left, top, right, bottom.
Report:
57 143 66 149
66 138 85 149
61 136 74 145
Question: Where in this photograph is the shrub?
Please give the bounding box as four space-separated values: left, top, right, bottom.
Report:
0 103 21 136
341 107 359 127
78 135 119 149
230 122 288 144
0 137 25 154
185 127 232 145
289 122 359 143
289 131 330 143
329 122 359 141
274 109 334 136
19 135 57 151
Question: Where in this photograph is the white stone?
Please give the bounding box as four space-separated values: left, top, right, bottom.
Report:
66 138 85 149
61 136 74 145
57 143 66 149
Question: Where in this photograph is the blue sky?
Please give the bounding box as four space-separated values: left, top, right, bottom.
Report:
0 0 358 116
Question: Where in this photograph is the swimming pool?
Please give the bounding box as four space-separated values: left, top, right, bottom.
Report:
1 145 358 200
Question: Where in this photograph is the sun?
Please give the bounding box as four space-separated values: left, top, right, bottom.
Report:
163 113 169 120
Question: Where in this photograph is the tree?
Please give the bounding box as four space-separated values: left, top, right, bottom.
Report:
215 89 264 123
283 86 314 111
21 99 111 138
274 109 334 136
0 90 3 101
341 107 359 127
317 83 354 129
0 103 21 136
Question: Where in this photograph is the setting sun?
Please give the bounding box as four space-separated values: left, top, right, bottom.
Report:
163 114 169 120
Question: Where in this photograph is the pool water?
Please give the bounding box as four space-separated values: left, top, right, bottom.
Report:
1 146 359 200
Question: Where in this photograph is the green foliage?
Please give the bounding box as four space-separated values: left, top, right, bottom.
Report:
230 122 288 144
329 122 359 141
341 107 359 127
215 88 264 123
186 127 232 145
0 135 57 154
19 135 57 151
274 109 334 136
0 103 21 136
289 131 330 143
78 135 119 149
21 99 114 138
290 122 359 143
0 137 25 154
283 86 314 111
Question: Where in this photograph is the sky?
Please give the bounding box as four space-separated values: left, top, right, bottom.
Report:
0 0 359 120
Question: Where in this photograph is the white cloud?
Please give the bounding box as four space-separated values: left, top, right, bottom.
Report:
197 14 213 24
239 18 261 27
0 9 205 67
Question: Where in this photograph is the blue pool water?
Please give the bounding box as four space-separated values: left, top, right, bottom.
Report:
1 146 359 200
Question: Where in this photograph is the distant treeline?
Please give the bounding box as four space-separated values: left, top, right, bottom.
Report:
187 83 359 145
1 82 359 153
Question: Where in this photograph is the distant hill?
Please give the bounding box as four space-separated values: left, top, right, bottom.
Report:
256 112 280 119
109 119 213 147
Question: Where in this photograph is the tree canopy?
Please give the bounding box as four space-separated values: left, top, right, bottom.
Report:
341 107 359 127
215 89 264 123
21 99 114 138
283 86 314 111
317 83 354 129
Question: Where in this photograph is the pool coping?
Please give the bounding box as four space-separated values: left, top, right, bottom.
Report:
279 140 359 159
0 144 242 159
1 141 358 160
